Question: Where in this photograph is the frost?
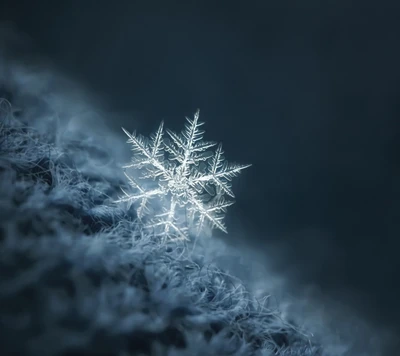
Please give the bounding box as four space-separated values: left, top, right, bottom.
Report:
116 110 251 241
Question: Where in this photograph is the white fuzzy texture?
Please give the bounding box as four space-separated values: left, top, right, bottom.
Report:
0 99 320 355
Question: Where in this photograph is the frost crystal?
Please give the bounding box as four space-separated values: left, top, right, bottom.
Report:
116 110 250 241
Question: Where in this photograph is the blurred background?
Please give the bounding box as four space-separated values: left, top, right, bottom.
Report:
1 0 399 344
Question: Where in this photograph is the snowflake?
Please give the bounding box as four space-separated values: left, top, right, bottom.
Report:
116 109 250 241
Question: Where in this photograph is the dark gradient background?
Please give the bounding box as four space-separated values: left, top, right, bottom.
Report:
1 0 399 342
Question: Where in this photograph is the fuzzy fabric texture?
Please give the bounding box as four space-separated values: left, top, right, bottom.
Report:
0 23 397 354
0 93 324 356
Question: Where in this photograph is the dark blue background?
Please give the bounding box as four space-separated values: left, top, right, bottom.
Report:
1 0 399 335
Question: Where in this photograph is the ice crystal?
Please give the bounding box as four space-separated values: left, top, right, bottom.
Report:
116 110 250 240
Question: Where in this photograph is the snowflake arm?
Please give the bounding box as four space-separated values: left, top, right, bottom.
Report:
151 121 165 157
115 172 163 218
189 195 234 234
181 110 205 150
147 196 189 241
121 127 150 167
165 109 216 167
121 123 169 178
193 144 251 198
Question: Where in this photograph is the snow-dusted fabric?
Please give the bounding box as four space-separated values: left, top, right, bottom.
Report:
0 99 320 355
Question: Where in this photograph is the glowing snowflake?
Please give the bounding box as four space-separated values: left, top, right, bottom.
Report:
116 109 250 241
